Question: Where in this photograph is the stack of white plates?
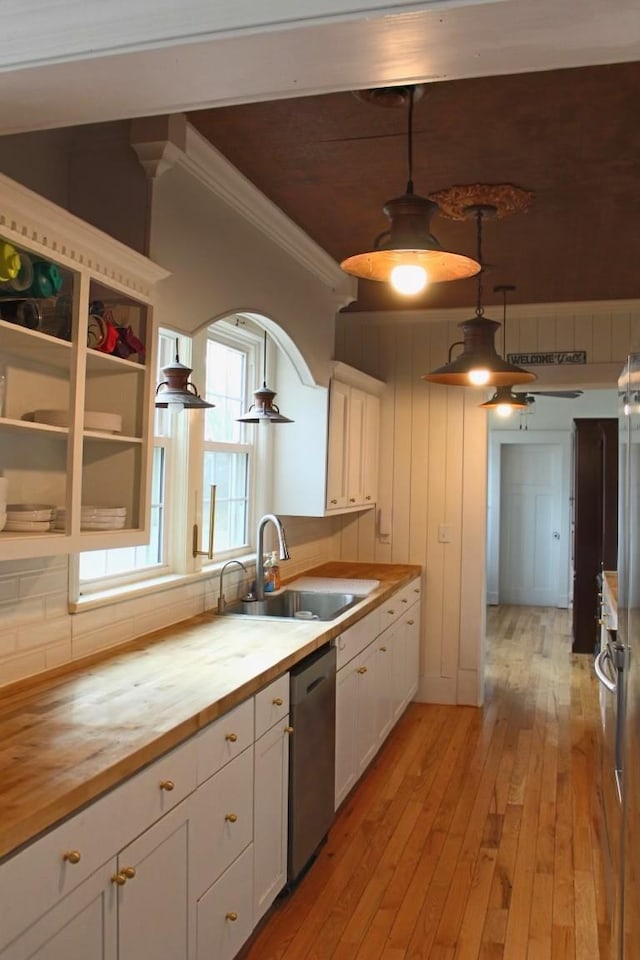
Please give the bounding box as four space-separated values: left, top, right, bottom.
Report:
54 505 127 531
5 503 56 532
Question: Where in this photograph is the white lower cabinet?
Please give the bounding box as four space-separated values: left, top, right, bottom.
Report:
196 845 253 960
335 578 422 809
253 718 290 923
116 801 191 960
1 860 117 960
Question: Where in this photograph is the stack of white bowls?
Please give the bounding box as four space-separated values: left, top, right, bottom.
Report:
5 503 55 532
0 479 6 531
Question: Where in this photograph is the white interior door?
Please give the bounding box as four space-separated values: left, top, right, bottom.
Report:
499 443 564 606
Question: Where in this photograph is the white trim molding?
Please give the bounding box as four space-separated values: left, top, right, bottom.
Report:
130 115 357 304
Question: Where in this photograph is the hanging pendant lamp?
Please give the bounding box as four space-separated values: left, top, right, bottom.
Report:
479 285 529 416
340 86 480 295
423 203 536 388
237 330 293 424
155 338 215 410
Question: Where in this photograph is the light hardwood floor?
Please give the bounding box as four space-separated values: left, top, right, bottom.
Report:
244 605 607 960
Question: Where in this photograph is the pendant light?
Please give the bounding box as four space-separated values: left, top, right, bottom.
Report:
155 338 214 410
340 86 480 295
479 285 529 416
237 330 293 424
422 204 536 388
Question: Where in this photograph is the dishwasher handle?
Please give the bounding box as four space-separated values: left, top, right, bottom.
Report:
594 646 616 693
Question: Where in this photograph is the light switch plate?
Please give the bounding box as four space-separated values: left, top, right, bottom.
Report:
438 523 453 543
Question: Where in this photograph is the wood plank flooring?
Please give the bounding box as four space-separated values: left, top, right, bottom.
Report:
244 605 608 960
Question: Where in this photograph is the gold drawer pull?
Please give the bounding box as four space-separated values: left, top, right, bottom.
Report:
387 609 395 615
225 732 238 742
272 697 284 706
122 866 136 879
357 666 368 675
284 725 294 734
225 813 238 823
414 588 420 593
63 850 81 865
111 872 127 886
380 646 388 652
330 499 337 505
160 779 175 791
226 912 238 922
407 619 415 625
401 598 408 604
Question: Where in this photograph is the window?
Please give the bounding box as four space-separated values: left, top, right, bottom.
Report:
76 329 179 593
200 328 257 557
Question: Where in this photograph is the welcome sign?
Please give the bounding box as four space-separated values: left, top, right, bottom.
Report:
506 350 587 366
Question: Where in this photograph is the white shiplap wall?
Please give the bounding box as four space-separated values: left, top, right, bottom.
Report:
335 299 640 705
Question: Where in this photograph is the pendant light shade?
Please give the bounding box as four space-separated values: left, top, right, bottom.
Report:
155 339 214 410
340 86 480 294
237 330 293 424
423 205 536 388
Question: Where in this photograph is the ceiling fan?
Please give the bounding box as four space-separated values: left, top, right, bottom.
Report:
519 390 584 404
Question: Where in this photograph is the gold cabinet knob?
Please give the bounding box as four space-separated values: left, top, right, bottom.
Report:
414 588 420 594
401 598 408 604
63 850 81 864
225 732 238 743
407 619 415 626
226 912 238 922
365 495 372 500
225 813 238 823
272 697 284 706
160 779 175 791
349 498 356 503
111 872 127 886
284 725 294 734
379 646 388 652
387 609 395 615
357 666 368 675
330 499 337 505
122 866 136 879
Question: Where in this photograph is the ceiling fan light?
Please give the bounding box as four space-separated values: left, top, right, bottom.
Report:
479 385 530 415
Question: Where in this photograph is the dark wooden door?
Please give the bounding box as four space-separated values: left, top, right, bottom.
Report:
572 418 618 653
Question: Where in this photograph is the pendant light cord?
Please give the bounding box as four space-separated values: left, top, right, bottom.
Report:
262 329 268 387
406 86 415 195
475 208 484 317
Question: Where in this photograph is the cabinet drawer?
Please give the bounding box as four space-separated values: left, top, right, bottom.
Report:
379 578 422 630
116 736 197 846
196 844 253 960
335 607 380 670
190 746 254 896
254 674 289 740
0 792 121 951
196 699 254 785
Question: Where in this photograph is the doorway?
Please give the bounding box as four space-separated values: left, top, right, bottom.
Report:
487 431 571 607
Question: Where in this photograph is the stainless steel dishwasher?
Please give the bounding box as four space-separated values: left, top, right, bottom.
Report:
287 643 336 885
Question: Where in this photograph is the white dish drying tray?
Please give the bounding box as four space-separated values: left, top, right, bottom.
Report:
285 577 380 595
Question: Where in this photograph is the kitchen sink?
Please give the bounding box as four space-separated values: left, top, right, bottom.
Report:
222 589 365 621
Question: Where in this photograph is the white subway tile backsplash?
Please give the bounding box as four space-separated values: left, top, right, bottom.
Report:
0 514 339 688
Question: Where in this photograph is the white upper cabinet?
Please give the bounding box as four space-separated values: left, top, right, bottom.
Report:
272 359 384 517
0 172 168 560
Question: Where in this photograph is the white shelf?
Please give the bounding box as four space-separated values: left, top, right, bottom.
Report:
0 319 72 369
0 417 68 437
85 349 146 375
83 431 143 444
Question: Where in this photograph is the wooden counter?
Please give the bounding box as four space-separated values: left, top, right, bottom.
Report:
0 561 420 862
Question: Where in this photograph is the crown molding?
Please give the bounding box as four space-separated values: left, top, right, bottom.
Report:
0 171 168 297
134 118 356 301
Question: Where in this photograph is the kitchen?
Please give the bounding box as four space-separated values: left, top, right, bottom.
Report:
0 3 639 959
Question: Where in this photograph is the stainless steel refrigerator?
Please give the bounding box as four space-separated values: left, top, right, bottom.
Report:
617 354 640 959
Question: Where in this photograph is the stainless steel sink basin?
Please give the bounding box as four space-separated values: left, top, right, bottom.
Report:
222 589 365 621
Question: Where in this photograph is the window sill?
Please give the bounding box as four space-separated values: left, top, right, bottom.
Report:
69 553 257 614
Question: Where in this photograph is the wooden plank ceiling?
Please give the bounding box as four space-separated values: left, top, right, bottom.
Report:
188 62 640 312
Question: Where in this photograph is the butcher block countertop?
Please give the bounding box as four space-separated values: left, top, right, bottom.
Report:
0 561 420 862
